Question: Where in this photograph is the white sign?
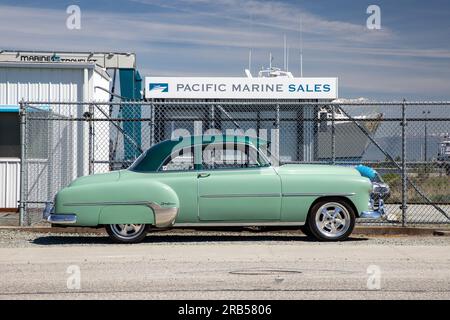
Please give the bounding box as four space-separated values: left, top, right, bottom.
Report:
145 77 338 99
0 51 136 69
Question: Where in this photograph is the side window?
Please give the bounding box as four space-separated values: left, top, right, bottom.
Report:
160 147 194 171
202 143 267 170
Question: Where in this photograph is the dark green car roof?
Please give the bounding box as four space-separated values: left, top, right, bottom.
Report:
129 135 269 172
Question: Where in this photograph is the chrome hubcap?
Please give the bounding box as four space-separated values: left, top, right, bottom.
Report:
315 202 350 238
110 224 145 239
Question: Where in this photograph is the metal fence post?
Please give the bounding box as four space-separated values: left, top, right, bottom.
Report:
331 104 336 165
150 100 155 147
47 103 54 214
401 99 407 227
19 100 26 226
274 104 280 164
210 104 215 130
88 103 94 175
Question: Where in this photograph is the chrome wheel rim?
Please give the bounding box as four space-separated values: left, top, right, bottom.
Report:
110 224 145 239
315 202 350 239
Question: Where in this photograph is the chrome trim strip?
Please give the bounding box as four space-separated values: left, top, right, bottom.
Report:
64 201 151 206
173 221 305 227
282 193 356 197
67 193 356 202
64 201 178 228
200 193 280 198
47 214 77 224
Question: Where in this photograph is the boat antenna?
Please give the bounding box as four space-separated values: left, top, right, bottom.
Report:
283 34 287 71
248 13 253 73
299 15 304 77
287 43 290 72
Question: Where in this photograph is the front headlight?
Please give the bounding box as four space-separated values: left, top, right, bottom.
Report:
371 182 390 199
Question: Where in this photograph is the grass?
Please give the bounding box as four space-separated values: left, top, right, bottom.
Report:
382 173 450 203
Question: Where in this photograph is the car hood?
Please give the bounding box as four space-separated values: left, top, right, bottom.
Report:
275 164 360 176
68 170 122 187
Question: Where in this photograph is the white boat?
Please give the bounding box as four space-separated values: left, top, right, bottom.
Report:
245 66 383 162
316 105 382 161
437 136 450 175
438 135 450 162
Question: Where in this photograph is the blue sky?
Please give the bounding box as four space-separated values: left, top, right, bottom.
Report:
1 0 450 100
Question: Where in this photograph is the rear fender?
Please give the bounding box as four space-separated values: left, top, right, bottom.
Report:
97 180 180 227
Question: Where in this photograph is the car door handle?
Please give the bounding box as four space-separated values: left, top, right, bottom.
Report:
197 173 210 178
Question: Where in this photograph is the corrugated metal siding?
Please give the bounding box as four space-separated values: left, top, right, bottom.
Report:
0 67 84 104
0 159 20 208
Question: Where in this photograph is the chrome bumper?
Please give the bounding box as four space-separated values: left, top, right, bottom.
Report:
47 214 77 224
359 199 386 220
42 202 77 224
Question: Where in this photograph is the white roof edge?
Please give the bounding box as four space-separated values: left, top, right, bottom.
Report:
0 49 135 56
0 61 110 80
0 61 95 69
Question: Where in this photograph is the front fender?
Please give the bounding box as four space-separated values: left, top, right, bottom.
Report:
280 173 372 221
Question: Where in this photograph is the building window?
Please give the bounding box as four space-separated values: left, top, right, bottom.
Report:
0 113 20 158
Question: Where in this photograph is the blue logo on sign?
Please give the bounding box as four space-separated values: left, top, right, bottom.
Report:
149 83 169 93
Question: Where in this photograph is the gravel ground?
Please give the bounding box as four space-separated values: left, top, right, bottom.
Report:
0 229 449 248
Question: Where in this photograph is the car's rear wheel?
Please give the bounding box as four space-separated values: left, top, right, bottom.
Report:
308 200 355 241
106 224 150 243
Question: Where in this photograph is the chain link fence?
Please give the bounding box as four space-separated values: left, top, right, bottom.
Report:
19 100 450 226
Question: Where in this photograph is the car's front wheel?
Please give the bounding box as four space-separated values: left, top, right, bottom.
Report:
307 200 355 241
105 224 150 243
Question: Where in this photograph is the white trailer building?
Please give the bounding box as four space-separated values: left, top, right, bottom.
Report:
0 61 111 210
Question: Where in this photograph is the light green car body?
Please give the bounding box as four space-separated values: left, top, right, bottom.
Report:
52 135 373 228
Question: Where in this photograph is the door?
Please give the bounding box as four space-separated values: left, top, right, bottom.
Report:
197 142 281 221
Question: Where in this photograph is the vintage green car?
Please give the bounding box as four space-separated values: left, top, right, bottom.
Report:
43 135 386 243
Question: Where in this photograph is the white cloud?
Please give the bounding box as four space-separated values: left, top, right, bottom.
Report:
0 3 446 58
0 2 449 99
131 0 393 43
